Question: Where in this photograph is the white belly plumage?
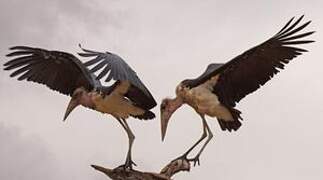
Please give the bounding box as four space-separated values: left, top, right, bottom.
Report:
90 92 144 119
189 87 233 121
90 81 145 119
178 75 234 121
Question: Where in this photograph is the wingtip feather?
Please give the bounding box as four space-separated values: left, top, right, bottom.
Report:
9 46 35 51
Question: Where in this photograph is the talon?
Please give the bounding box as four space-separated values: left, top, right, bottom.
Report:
189 155 201 166
124 157 137 170
194 159 200 166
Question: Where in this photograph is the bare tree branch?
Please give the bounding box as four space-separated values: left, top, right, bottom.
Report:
92 157 192 180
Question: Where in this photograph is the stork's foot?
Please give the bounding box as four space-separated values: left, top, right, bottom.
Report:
125 157 137 169
188 155 201 167
174 153 201 167
118 157 137 170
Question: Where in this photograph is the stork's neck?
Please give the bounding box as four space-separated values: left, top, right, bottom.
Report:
169 96 184 112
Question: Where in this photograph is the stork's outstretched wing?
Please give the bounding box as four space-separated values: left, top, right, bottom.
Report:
78 45 157 110
3 46 98 96
187 16 315 107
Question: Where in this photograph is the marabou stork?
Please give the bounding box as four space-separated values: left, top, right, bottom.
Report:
160 16 314 165
3 45 157 169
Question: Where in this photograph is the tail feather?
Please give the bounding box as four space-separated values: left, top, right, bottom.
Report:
217 119 242 132
132 110 155 120
217 107 243 132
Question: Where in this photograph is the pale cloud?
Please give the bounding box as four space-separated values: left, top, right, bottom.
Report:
0 123 63 180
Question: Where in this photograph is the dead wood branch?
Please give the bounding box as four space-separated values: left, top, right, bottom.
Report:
92 157 191 180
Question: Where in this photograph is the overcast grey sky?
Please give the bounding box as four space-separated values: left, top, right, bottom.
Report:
0 0 322 179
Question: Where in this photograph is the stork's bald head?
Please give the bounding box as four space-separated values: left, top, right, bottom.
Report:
160 97 183 141
64 87 93 121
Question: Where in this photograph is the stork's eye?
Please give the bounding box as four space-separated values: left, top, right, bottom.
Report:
161 100 169 110
182 83 189 89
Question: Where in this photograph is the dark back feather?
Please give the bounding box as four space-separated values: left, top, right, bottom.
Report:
182 63 224 87
78 45 157 110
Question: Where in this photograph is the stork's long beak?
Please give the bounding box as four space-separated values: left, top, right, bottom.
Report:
63 98 79 121
161 109 172 141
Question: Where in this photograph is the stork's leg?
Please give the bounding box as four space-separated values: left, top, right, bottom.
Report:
122 119 137 169
177 115 208 161
117 118 136 169
189 115 213 166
